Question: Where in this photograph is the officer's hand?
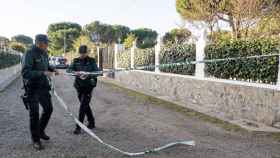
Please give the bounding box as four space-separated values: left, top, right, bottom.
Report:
75 71 81 76
44 71 54 77
80 74 88 80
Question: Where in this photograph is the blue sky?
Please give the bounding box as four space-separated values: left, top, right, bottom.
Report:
0 0 182 39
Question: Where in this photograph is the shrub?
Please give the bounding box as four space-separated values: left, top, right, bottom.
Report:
10 42 26 53
160 44 196 75
134 48 155 71
0 50 21 69
117 49 131 68
205 39 280 84
117 48 155 71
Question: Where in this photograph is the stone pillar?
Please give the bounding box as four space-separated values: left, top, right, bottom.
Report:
114 44 122 69
131 41 136 69
155 35 162 73
195 29 207 78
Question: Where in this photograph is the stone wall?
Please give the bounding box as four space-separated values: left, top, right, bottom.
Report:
0 64 21 92
112 70 280 130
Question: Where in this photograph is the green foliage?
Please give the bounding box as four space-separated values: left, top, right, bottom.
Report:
160 44 196 75
0 50 21 69
253 17 280 38
117 48 155 71
131 28 158 49
11 35 33 49
176 0 280 39
47 22 82 55
10 42 26 53
84 21 115 44
85 21 131 45
117 49 131 68
124 34 136 49
112 25 130 43
208 31 232 43
163 28 192 45
135 48 155 71
205 39 280 84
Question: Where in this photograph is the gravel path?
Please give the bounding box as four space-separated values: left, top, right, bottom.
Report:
0 75 279 158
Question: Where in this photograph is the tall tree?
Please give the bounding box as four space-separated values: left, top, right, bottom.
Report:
112 25 130 43
47 22 82 55
176 0 280 39
131 28 158 48
11 34 33 49
84 21 115 44
163 28 192 45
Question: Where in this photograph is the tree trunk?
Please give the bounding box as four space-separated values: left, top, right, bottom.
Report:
228 16 236 39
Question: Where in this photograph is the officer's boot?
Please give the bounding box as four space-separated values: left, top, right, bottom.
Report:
73 125 81 135
87 122 95 129
33 141 44 151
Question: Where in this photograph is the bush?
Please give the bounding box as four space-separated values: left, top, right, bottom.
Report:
117 49 131 68
205 39 280 84
0 51 21 69
117 48 155 71
10 42 26 53
134 48 155 71
160 44 196 75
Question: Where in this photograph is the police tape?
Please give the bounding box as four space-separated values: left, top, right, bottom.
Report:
63 71 104 76
60 53 280 76
51 53 279 156
52 80 195 157
115 53 280 71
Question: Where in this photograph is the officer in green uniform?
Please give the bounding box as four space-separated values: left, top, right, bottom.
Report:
67 45 100 135
21 34 59 150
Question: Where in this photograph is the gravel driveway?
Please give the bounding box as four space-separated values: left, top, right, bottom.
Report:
0 74 279 158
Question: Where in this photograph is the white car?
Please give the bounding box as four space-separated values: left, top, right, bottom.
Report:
49 56 68 69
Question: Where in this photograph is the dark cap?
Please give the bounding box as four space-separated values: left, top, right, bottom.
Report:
35 34 49 44
79 45 88 54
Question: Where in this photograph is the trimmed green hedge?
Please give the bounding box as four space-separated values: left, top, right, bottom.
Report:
135 48 155 71
160 44 196 75
117 49 131 68
205 39 280 84
0 51 21 69
117 48 155 71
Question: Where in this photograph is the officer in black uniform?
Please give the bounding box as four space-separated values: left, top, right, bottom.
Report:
67 45 100 135
21 34 58 150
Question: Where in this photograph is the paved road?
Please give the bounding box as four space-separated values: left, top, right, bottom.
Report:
0 75 279 158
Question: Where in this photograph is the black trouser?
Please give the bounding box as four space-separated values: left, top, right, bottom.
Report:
27 89 53 142
76 87 95 129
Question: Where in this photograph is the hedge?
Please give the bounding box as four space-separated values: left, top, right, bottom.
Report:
0 51 21 69
117 49 131 68
117 48 155 71
134 48 155 71
205 39 280 84
160 44 196 75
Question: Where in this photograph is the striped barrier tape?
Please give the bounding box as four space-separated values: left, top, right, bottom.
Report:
51 77 195 157
50 53 279 156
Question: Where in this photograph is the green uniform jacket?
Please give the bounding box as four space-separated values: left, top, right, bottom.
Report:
67 56 99 89
21 46 54 90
